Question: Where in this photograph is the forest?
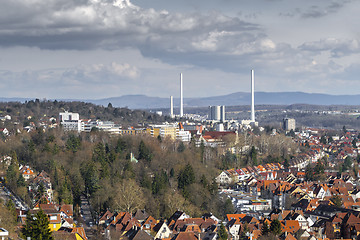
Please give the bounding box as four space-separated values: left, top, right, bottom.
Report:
1 128 230 220
0 127 298 223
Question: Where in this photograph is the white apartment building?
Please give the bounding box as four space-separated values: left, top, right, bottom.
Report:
59 112 83 132
177 129 191 142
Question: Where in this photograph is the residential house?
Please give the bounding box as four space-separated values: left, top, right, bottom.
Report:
142 216 158 232
20 165 36 181
153 221 172 239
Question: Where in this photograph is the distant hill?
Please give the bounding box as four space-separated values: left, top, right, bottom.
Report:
1 92 360 109
90 92 360 109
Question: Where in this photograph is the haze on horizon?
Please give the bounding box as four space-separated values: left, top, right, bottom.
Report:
0 0 359 100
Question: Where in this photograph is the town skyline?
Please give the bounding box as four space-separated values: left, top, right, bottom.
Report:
1 0 359 99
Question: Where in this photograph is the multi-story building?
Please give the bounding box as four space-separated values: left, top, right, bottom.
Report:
83 120 116 132
120 127 147 135
146 123 191 141
146 124 178 140
59 112 83 132
284 118 296 131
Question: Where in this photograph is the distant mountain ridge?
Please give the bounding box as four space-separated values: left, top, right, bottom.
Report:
1 92 360 109
90 92 360 109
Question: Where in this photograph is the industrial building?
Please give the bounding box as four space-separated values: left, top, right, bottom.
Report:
209 105 226 122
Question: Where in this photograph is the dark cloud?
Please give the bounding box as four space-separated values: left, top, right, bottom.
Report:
278 1 351 19
299 38 360 57
0 0 280 75
0 0 258 50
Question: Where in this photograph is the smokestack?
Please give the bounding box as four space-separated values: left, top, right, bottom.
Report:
180 73 183 117
251 69 255 122
170 96 174 118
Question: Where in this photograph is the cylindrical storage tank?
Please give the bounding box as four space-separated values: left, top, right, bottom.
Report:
209 106 214 120
214 106 221 121
220 105 226 122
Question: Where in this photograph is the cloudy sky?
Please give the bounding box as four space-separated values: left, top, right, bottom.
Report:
0 0 359 100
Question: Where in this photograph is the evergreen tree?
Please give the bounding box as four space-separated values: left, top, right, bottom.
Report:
152 171 168 195
169 168 175 178
218 224 228 240
17 174 26 187
177 163 195 190
270 219 282 236
115 137 127 153
200 174 208 188
22 210 54 240
140 172 152 190
80 162 100 195
261 221 270 236
240 223 249 240
66 134 81 153
6 200 17 219
92 142 107 164
6 151 20 189
177 141 186 152
305 165 313 181
138 140 153 162
249 146 257 166
343 157 353 171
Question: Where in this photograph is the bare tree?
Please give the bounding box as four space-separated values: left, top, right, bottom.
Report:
113 179 145 214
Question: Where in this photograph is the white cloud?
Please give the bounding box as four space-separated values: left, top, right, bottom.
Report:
0 61 140 98
62 62 140 82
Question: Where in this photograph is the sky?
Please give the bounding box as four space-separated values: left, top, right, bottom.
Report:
1 0 360 100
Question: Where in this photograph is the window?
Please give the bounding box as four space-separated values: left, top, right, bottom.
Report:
53 224 56 229
50 216 57 221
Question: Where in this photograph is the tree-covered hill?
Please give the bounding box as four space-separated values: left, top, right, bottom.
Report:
0 128 232 220
0 99 169 129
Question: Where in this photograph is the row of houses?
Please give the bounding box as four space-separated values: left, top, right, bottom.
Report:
98 209 220 240
215 163 284 186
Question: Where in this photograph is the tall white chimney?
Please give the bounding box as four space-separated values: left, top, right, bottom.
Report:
170 96 174 118
180 73 183 117
251 69 255 122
